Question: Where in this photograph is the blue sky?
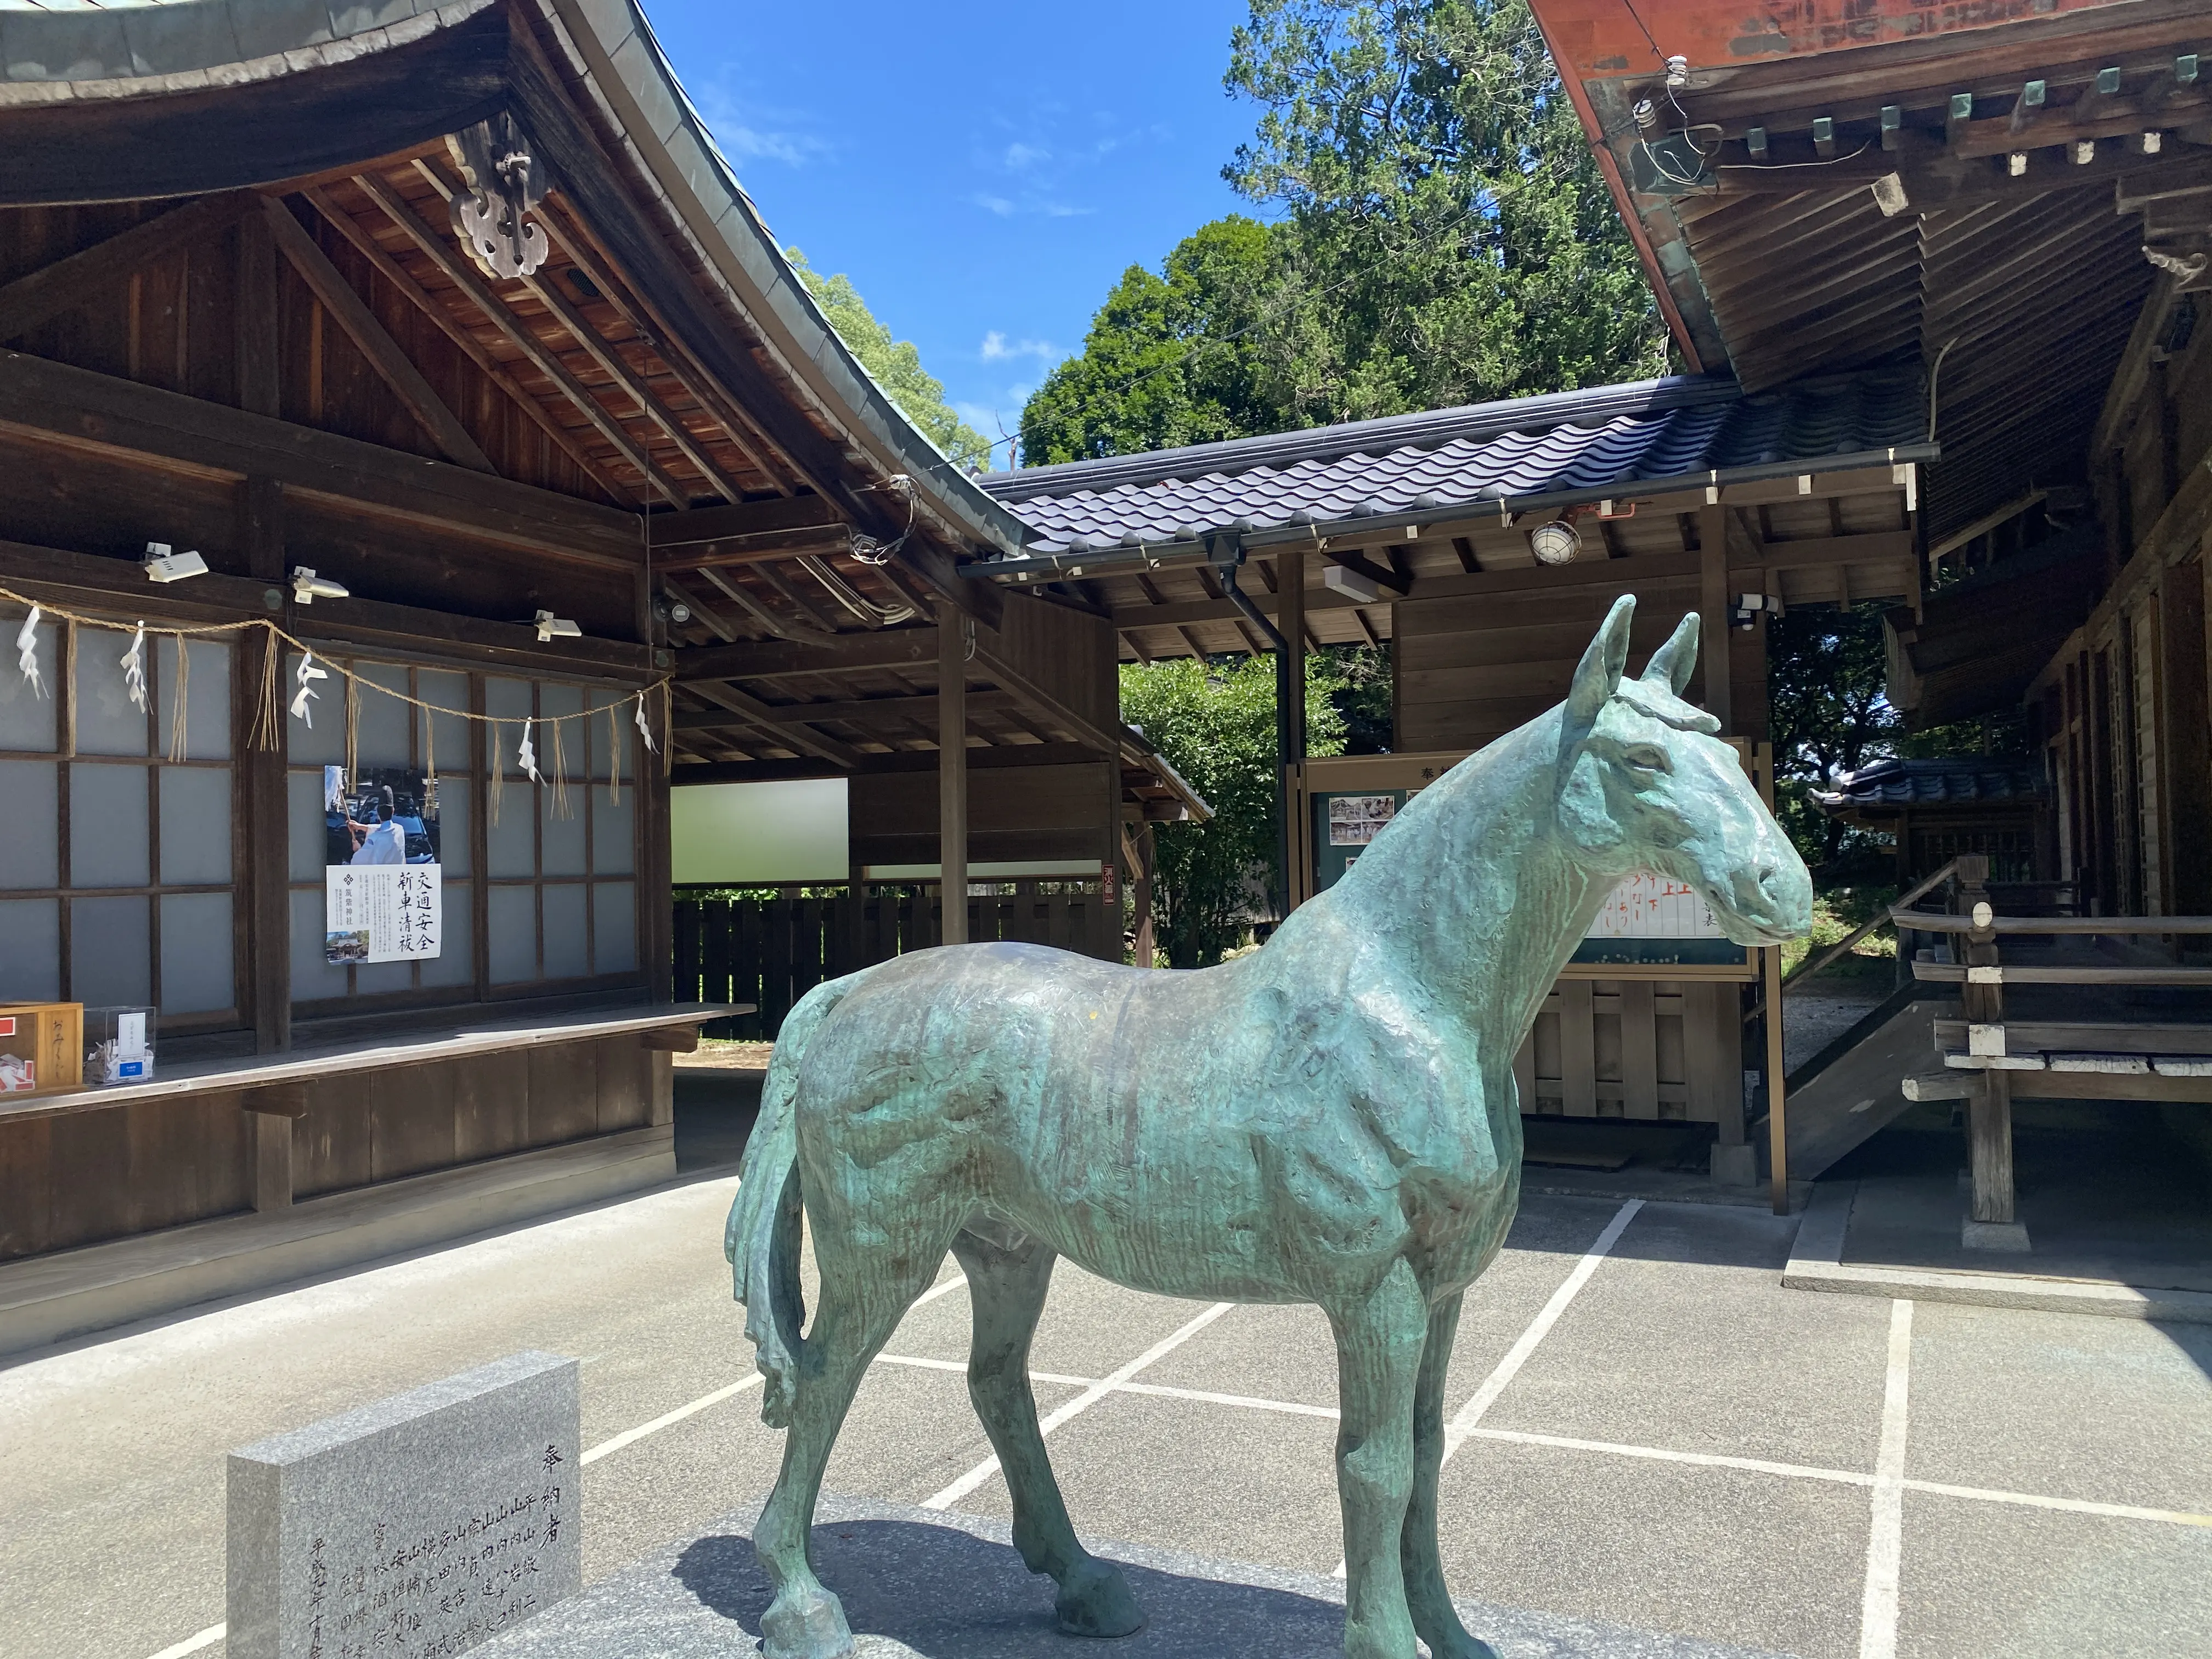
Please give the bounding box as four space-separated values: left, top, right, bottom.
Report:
641 0 1259 467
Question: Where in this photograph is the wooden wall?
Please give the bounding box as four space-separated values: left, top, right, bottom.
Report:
2036 291 2212 918
1395 579 1767 754
0 198 612 505
0 1032 661 1261
850 761 1117 871
1520 979 1740 1127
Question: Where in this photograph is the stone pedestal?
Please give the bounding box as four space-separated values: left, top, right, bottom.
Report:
470 1492 1788 1659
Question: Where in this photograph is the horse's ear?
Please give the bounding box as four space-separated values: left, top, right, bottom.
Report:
1566 594 1635 731
1642 612 1700 695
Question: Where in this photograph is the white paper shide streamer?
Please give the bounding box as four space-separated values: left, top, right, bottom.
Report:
634 690 657 754
120 623 149 713
290 652 328 726
14 605 44 699
516 716 544 784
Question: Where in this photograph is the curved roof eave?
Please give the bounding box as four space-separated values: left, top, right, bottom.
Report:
528 0 1030 560
0 0 1031 562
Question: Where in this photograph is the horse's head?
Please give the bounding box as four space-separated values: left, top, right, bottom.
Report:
1554 595 1812 947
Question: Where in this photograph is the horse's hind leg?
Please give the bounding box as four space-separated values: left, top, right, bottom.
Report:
757 1220 952 1659
951 1224 1144 1639
1399 1292 1497 1659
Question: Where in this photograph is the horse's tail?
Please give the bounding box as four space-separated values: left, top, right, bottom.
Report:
723 974 855 1427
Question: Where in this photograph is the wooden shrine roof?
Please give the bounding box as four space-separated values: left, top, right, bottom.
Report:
1526 0 2210 544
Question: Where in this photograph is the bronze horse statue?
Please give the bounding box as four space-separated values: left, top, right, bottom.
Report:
726 596 1810 1658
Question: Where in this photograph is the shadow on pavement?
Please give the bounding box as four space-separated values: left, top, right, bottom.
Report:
675 1521 1350 1657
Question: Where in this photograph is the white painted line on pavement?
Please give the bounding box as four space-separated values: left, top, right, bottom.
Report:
1443 1197 1643 1464
923 1301 1233 1511
577 1266 976 1467
145 1623 223 1659
1337 1196 1643 1576
1858 1299 1914 1659
1901 1480 2212 1528
581 1373 764 1466
1472 1426 1872 1488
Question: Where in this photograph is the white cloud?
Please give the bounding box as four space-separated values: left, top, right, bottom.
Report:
1002 142 1051 170
972 193 1016 217
693 82 830 169
981 332 1059 364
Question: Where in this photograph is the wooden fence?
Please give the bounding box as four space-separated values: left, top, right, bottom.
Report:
673 884 1122 1039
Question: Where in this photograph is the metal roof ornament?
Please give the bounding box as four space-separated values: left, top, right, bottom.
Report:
449 115 551 280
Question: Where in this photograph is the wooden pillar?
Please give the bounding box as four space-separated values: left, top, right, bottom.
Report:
1133 821 1156 968
245 1082 306 1211
938 598 969 945
239 478 290 1053
1763 943 1787 1212
1697 503 1734 733
1279 550 1306 913
1954 854 2022 1235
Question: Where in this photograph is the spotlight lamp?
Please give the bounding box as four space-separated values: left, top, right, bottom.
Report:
142 542 209 583
1528 518 1583 567
654 595 693 627
291 566 349 604
534 610 583 642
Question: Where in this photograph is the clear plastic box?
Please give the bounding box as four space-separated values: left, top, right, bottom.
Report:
84 1005 156 1086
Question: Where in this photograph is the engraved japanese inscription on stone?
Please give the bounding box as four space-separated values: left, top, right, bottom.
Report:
228 1351 581 1659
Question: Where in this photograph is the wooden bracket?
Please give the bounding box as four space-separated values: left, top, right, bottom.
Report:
243 1081 311 1118
639 1026 701 1054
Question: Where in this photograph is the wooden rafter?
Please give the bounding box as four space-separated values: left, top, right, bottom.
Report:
349 169 689 506
260 197 494 473
685 679 862 768
533 205 790 493
297 184 634 503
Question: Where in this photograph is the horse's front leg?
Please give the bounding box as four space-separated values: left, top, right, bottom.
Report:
1400 1291 1498 1659
1328 1258 1429 1659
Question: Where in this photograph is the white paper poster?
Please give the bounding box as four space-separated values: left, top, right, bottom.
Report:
324 764 443 964
1585 871 1724 940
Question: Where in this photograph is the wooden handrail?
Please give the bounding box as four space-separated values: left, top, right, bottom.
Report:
1891 911 2212 935
1781 859 1958 990
1912 962 2212 985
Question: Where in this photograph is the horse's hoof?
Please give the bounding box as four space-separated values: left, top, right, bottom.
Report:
761 1584 854 1659
1054 1557 1144 1639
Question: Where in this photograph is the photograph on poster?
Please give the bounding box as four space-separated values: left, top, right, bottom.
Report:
1328 793 1396 847
324 765 443 964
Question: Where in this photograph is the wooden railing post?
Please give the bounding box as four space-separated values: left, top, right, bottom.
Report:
1953 854 2022 1238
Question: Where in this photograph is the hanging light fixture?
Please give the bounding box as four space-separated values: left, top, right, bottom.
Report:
1528 518 1583 567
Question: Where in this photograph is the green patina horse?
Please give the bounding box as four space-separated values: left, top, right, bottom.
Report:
725 596 1810 1659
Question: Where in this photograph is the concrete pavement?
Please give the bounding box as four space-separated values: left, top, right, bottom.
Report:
1 1173 2207 1659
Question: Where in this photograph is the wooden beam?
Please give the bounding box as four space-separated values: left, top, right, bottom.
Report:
684 679 863 769
0 191 258 342
261 196 494 473
0 535 654 676
349 170 689 506
298 184 634 504
939 598 970 945
0 349 642 569
646 496 854 569
1321 547 1412 595
673 741 1104 784
675 628 940 681
675 688 1019 731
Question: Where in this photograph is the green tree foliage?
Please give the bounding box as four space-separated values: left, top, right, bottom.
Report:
1122 653 1348 966
787 248 991 472
1020 0 1667 465
1767 604 1900 872
1019 218 1279 463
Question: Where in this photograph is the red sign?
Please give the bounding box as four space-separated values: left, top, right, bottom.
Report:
1101 861 1118 905
0 1017 15 1038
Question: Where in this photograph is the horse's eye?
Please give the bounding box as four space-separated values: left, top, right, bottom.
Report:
1623 745 1669 774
